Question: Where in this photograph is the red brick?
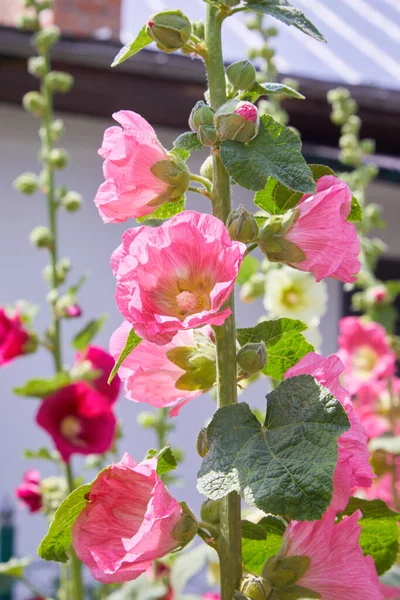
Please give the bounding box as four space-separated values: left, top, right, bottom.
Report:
53 0 121 40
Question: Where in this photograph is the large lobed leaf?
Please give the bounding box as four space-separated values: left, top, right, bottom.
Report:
220 115 315 194
197 375 350 521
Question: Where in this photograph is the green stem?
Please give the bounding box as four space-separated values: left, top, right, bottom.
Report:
65 462 85 600
22 577 48 599
154 407 170 449
190 173 212 193
205 5 242 598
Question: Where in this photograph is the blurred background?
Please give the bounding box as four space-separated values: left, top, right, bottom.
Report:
0 0 399 593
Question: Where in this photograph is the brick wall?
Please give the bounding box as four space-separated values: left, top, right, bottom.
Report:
53 0 121 40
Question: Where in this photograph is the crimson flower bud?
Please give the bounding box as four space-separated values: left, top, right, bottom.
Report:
215 100 259 143
227 205 259 243
226 60 256 91
147 10 191 53
237 341 267 379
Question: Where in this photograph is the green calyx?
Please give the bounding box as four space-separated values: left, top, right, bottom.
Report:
236 341 267 379
215 99 259 143
166 330 217 392
261 555 320 599
149 155 191 206
240 574 272 600
227 204 259 243
147 10 192 53
172 502 198 547
189 100 215 131
258 210 305 264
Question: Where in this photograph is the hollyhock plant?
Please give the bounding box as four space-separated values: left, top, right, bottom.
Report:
36 382 117 462
337 317 397 395
0 307 31 366
94 110 189 223
75 345 121 403
72 453 183 583
15 469 42 513
111 211 246 345
110 321 214 416
280 508 383 599
285 352 373 512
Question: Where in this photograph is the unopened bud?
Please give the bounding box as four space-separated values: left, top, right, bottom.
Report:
240 273 265 303
227 205 259 243
197 125 218 147
147 10 191 53
196 428 209 458
367 285 388 305
215 100 259 143
16 14 39 31
200 156 213 181
50 119 65 141
28 56 47 78
13 172 38 195
48 148 69 169
137 411 157 428
189 101 215 132
192 20 204 39
240 575 272 600
45 71 74 94
30 226 53 249
200 499 221 525
61 191 83 212
342 115 361 135
34 25 60 53
360 138 375 155
23 91 46 117
226 60 256 91
237 341 267 379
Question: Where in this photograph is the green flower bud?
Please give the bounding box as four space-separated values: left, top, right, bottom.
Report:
226 60 256 91
258 211 305 264
339 133 358 150
36 0 53 11
172 502 198 547
327 87 350 104
245 16 260 30
248 48 259 60
215 100 259 143
16 14 39 31
189 101 215 132
147 10 191 53
13 172 38 195
28 56 47 78
360 138 375 155
237 341 267 379
34 25 61 54
45 71 74 94
196 428 209 458
342 115 361 135
192 20 205 40
200 499 221 525
240 575 272 600
61 191 83 212
48 148 69 169
200 156 213 181
260 46 275 61
331 109 347 126
197 125 218 147
137 411 157 428
30 225 53 249
240 273 266 303
50 118 65 141
227 205 259 243
23 91 46 117
266 26 279 37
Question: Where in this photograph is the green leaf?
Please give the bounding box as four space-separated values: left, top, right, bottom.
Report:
237 318 314 380
0 557 31 579
255 164 335 215
242 519 268 541
386 280 400 297
245 0 326 43
240 81 305 103
369 305 397 335
237 255 259 286
13 372 71 398
112 25 153 67
137 197 185 224
243 516 287 575
197 376 350 521
72 314 107 351
108 326 142 383
173 132 203 155
145 446 178 476
341 497 400 575
348 195 363 223
220 115 315 194
24 447 59 461
38 482 92 562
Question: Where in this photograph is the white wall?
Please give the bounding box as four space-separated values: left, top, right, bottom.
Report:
1 102 395 575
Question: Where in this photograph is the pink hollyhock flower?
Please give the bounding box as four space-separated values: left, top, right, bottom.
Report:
0 308 31 365
111 211 246 345
75 346 121 404
110 321 207 416
72 453 183 583
285 175 361 282
337 317 396 395
15 469 42 513
95 111 183 223
285 352 373 512
281 508 383 599
203 594 220 600
65 304 82 318
235 101 258 123
381 584 400 598
36 383 116 462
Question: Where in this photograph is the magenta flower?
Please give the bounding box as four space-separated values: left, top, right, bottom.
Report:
75 346 121 404
285 352 373 512
95 111 172 223
111 211 246 345
0 307 30 366
337 317 397 395
109 321 206 416
15 469 42 513
281 508 383 599
72 453 183 583
36 383 116 462
285 175 361 282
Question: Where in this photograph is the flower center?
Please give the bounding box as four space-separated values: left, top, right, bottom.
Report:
353 345 378 379
60 416 83 444
176 290 208 317
281 285 304 309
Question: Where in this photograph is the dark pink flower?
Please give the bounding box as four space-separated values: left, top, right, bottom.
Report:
15 469 42 513
111 211 246 345
75 346 121 404
72 453 183 583
36 383 116 462
0 308 30 365
234 101 258 123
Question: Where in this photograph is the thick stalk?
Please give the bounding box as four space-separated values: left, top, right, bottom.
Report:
65 463 85 600
205 6 242 597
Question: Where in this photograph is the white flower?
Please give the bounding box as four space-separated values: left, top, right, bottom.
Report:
263 266 328 325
